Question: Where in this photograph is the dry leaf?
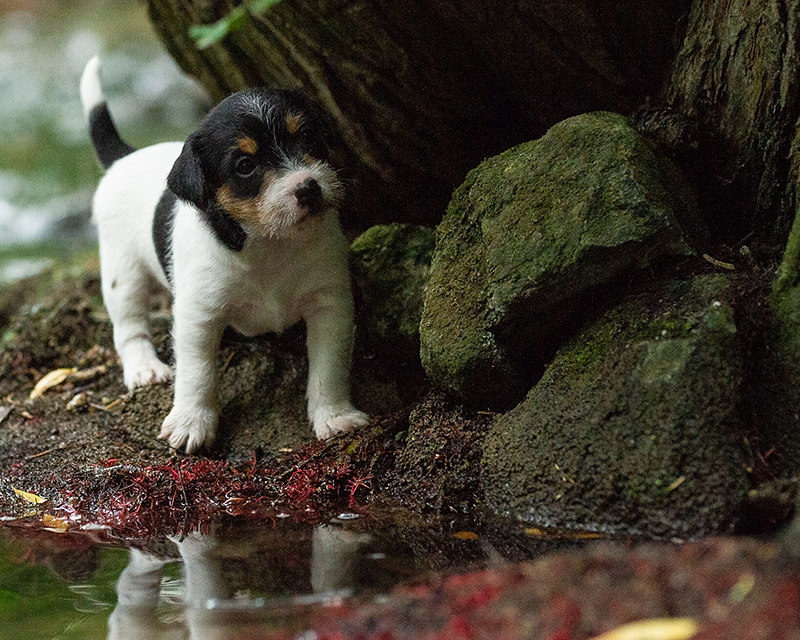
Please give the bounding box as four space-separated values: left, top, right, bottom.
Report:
41 513 69 533
12 487 48 504
30 368 77 399
452 531 479 540
588 618 700 640
69 365 107 382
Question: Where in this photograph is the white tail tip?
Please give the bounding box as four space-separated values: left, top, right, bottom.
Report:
79 56 104 118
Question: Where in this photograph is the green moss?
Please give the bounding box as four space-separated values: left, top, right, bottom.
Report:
560 310 627 377
350 224 435 364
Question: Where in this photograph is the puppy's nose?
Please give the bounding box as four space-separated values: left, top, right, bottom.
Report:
294 177 322 209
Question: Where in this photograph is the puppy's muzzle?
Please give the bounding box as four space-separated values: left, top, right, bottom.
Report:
294 177 322 211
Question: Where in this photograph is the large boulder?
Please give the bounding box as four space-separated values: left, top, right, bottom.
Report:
481 274 750 538
420 111 697 409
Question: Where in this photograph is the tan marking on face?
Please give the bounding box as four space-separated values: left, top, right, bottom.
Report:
237 136 259 155
216 184 262 226
286 112 303 134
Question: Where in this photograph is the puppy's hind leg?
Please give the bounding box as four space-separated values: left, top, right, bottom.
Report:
101 263 173 390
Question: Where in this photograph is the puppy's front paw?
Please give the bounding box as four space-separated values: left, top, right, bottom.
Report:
312 408 369 440
159 404 218 454
124 358 173 390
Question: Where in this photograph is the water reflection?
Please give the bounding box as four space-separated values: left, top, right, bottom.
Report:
109 524 372 640
0 513 581 638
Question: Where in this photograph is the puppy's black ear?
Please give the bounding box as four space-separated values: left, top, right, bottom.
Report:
168 132 209 210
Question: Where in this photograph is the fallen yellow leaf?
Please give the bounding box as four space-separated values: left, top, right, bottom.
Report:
12 487 48 504
452 531 479 540
30 368 78 399
589 618 700 640
41 513 69 533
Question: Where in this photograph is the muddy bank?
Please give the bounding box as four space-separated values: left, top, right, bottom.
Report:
0 254 484 534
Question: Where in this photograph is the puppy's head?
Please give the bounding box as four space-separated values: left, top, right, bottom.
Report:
168 88 342 239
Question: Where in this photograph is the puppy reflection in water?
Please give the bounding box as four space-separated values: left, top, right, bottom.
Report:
107 525 370 640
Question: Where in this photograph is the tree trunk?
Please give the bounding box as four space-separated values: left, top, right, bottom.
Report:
144 0 689 231
663 0 800 246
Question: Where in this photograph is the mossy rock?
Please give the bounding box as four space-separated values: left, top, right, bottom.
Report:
420 111 697 409
760 204 800 473
481 274 750 538
350 224 435 366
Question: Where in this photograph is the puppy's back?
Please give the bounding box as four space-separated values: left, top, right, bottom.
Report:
93 142 183 288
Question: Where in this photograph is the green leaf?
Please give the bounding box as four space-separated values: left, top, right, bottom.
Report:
227 6 249 30
250 0 282 14
188 1 281 50
189 6 247 50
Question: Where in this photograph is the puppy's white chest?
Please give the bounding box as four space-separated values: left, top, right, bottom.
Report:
217 230 348 338
228 283 300 337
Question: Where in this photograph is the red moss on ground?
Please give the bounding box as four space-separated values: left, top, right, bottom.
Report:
4 433 380 539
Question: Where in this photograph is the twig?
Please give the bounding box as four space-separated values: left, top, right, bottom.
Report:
89 397 122 412
275 437 343 481
220 351 236 373
26 443 69 460
703 253 735 270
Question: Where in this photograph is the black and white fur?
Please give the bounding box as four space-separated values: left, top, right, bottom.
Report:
80 56 368 454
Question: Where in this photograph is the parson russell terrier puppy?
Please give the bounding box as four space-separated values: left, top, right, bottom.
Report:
80 57 368 454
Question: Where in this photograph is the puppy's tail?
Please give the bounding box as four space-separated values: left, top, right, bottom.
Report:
80 56 136 169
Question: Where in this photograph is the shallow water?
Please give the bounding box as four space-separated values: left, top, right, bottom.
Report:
0 0 207 282
0 513 583 639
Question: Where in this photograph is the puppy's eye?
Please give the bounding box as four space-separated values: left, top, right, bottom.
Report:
235 156 258 177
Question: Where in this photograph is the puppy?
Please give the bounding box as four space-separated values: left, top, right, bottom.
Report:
80 57 368 453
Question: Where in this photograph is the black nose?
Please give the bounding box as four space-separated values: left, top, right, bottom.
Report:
294 177 322 209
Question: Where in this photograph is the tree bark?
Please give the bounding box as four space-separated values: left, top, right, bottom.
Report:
144 0 689 230
663 0 800 245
